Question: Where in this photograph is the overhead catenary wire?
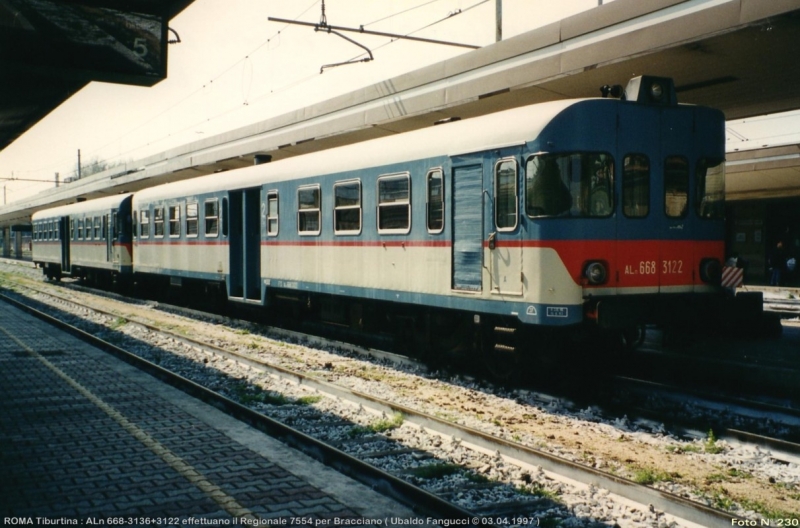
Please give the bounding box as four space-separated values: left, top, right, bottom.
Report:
126 0 490 159
344 0 489 62
360 0 445 28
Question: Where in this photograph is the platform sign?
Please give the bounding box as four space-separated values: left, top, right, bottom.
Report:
0 0 168 85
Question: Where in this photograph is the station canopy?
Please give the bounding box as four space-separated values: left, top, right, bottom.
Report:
0 0 195 152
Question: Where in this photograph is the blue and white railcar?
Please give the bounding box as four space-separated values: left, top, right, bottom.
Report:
129 96 586 318
32 194 134 284
132 180 230 293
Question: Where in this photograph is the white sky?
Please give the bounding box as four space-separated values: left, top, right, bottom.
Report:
0 0 796 204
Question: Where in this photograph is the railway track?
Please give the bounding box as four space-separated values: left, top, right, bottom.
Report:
2 273 799 525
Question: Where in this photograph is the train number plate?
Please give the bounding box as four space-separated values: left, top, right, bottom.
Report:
546 307 568 318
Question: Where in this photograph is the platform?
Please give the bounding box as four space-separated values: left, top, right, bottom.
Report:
0 299 419 522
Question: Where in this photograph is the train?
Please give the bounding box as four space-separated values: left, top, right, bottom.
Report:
31 76 768 376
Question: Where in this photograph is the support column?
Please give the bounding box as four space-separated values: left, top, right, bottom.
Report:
495 0 502 42
14 230 22 258
2 227 10 258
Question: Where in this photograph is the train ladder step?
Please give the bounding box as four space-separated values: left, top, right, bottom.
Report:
493 326 516 336
493 343 516 354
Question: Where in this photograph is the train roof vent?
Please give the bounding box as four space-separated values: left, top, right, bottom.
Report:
624 75 677 106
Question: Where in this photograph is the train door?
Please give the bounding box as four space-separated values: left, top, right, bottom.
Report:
451 162 484 292
60 216 70 273
228 188 262 302
105 214 113 262
489 155 523 296
659 110 695 292
617 106 695 293
616 106 660 294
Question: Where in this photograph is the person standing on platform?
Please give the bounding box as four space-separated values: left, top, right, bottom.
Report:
769 240 786 286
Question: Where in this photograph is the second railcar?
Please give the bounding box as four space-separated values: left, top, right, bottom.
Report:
32 193 134 286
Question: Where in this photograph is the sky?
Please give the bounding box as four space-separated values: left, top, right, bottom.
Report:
0 0 797 204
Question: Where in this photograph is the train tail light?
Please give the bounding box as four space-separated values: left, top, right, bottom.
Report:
584 261 608 286
700 258 722 284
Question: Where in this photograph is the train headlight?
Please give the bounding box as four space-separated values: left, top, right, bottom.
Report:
650 82 663 101
700 258 722 284
584 261 608 285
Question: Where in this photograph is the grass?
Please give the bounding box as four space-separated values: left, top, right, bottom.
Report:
296 395 323 405
704 429 725 454
516 481 559 500
109 317 128 330
232 383 321 407
665 430 726 455
707 468 752 483
348 412 404 437
631 466 675 485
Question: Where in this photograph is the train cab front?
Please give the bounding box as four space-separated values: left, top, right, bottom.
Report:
560 75 766 337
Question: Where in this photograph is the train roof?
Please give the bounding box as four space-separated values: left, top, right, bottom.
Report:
132 98 587 204
32 193 133 221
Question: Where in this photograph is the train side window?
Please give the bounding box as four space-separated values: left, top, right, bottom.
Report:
77 219 84 240
140 210 150 239
695 158 725 220
266 191 279 237
495 159 518 231
426 169 444 233
169 205 181 237
94 216 101 240
70 220 75 240
132 211 138 239
526 156 571 217
623 154 650 218
526 153 613 218
377 173 411 234
186 203 199 237
664 156 689 218
205 199 219 237
334 181 361 235
298 186 321 235
154 207 165 238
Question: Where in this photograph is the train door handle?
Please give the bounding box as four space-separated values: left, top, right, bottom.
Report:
488 232 496 250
